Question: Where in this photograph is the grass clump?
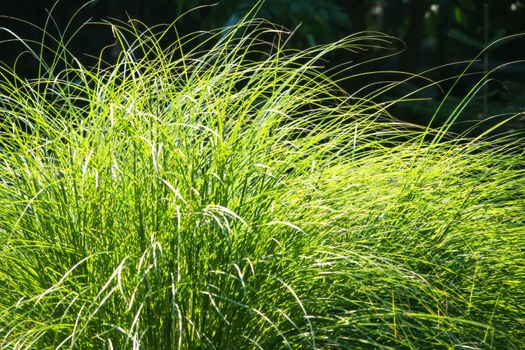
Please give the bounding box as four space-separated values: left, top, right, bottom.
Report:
0 14 524 349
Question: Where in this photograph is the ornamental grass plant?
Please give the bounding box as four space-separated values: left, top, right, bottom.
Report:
0 9 524 350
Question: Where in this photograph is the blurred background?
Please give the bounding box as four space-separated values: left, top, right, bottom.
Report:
1 0 524 134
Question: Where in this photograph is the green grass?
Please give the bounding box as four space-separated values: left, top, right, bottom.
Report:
0 14 524 349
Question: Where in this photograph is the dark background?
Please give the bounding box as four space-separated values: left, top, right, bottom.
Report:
1 0 524 134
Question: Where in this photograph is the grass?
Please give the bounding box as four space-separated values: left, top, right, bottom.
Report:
0 12 524 350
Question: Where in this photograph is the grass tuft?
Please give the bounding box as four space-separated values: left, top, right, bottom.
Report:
0 14 524 349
